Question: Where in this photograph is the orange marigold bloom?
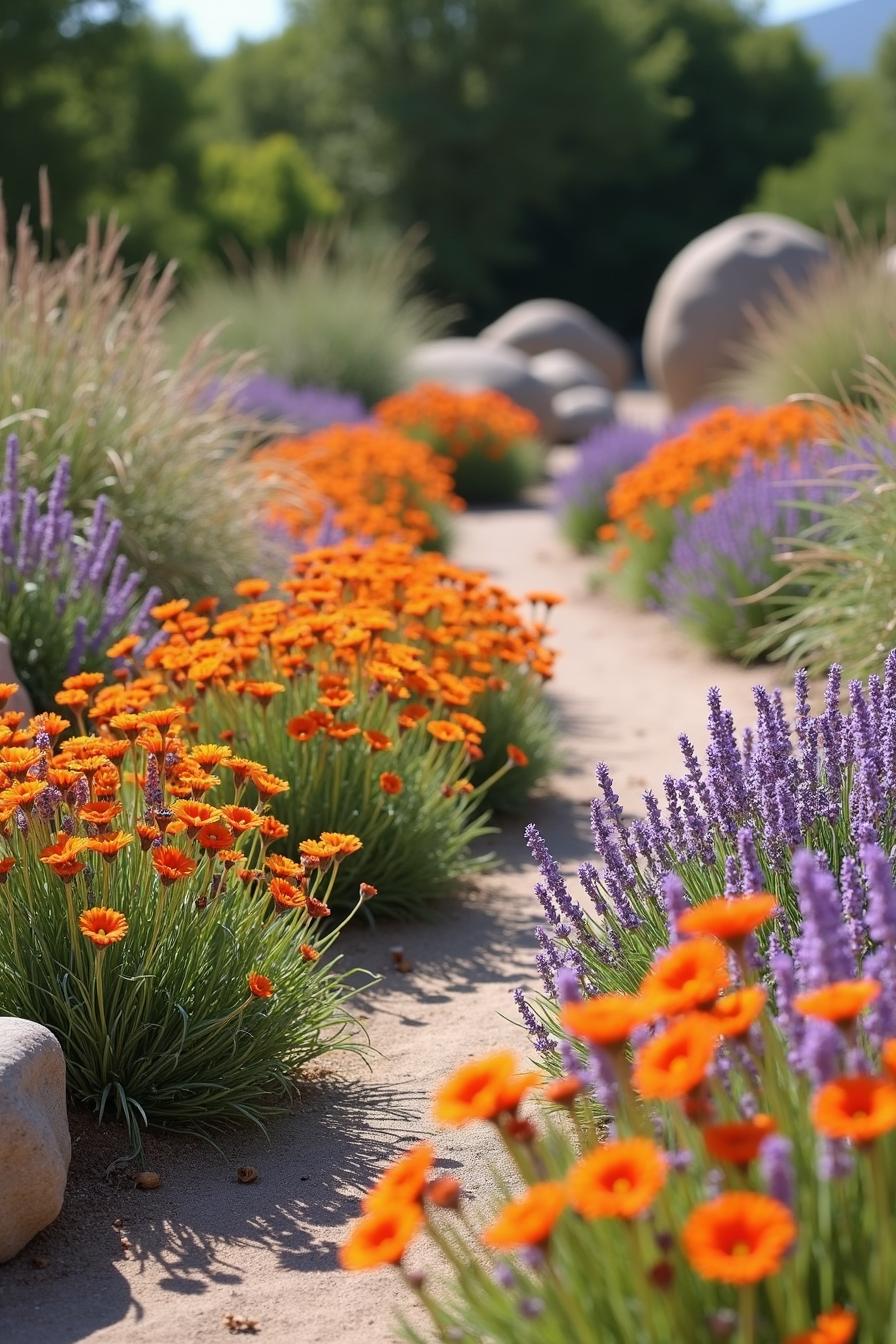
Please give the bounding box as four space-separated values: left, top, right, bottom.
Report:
79 906 129 947
269 878 307 909
794 979 880 1024
78 801 122 828
234 578 271 598
525 591 563 608
55 688 89 709
196 822 234 852
379 771 403 795
506 744 529 768
251 770 290 798
171 799 221 833
258 816 290 842
567 1138 667 1220
632 1014 717 1100
247 972 275 998
361 1142 435 1213
708 986 767 1038
266 854 304 880
433 1050 532 1126
219 804 262 834
0 746 41 776
561 993 652 1048
106 634 142 658
785 1307 858 1344
482 1182 566 1249
702 1114 776 1166
812 1075 896 1143
677 893 778 944
149 598 190 622
87 831 133 860
319 831 363 856
0 683 20 707
244 680 285 704
339 1202 423 1272
0 779 47 811
640 937 730 1016
152 846 197 885
682 1192 796 1285
28 712 69 740
427 719 466 743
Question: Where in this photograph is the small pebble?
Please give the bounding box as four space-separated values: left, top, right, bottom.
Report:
237 1166 258 1184
135 1171 161 1190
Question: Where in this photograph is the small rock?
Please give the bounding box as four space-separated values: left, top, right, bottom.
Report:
236 1167 258 1184
134 1171 161 1190
390 946 414 974
223 1314 260 1334
481 299 631 391
552 385 615 442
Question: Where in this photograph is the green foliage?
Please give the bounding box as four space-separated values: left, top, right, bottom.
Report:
0 212 286 598
470 674 557 813
727 249 896 405
168 229 455 404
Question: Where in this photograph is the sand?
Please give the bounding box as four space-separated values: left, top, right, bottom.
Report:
0 449 788 1344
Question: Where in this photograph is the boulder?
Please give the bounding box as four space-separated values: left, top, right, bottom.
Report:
402 338 555 437
643 213 831 411
529 349 609 396
0 1017 70 1261
552 385 615 443
481 299 631 391
0 635 33 718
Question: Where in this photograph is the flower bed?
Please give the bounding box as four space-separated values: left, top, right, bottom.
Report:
342 869 891 1342
376 383 542 504
0 684 370 1145
255 423 463 550
106 542 556 915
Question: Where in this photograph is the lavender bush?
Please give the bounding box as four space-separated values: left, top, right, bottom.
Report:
517 651 896 1059
0 436 160 710
230 375 367 431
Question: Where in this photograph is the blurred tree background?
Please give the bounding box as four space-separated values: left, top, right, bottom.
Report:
3 0 884 337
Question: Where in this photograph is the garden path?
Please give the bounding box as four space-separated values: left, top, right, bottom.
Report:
1 438 789 1344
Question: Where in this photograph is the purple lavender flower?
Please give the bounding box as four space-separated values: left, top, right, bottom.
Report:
759 1135 794 1209
229 375 367 430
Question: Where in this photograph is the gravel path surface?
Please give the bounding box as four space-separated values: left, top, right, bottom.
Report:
1 473 784 1344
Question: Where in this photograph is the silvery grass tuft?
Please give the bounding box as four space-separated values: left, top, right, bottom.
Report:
167 227 456 405
0 205 288 598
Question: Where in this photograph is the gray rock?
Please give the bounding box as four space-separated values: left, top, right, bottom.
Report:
481 299 631 391
0 635 33 718
0 1017 70 1261
402 338 555 437
552 385 615 443
529 349 609 396
643 213 831 410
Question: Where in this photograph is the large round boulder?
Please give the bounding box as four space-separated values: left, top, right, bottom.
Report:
402 338 555 436
0 1017 71 1261
552 385 615 442
643 213 831 410
481 299 631 391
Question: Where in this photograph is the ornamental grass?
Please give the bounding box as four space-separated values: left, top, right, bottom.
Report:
0 209 283 598
601 404 831 604
375 383 543 505
101 543 555 914
255 423 464 551
0 686 370 1147
343 873 894 1343
0 436 161 711
516 651 896 1063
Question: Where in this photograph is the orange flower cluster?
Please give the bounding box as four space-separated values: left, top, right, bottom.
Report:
376 383 540 464
255 422 463 547
603 404 832 544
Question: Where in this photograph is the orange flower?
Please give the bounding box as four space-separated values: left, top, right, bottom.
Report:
39 835 89 881
794 980 880 1024
0 683 20 707
319 832 363 856
258 816 289 842
266 854 304 880
812 1075 896 1143
244 680 285 705
54 688 88 709
785 1307 858 1344
883 1039 896 1079
136 822 162 851
506 744 529 768
269 878 306 910
708 986 767 1038
234 578 270 598
702 1114 776 1166
306 896 332 918
299 943 319 962
433 1051 531 1126
247 972 275 998
561 993 651 1048
78 801 122 829
29 712 69 740
286 715 320 743
363 729 393 752
149 598 190 622
427 719 466 744
106 634 142 659
543 1075 585 1106
171 799 221 833
251 770 290 798
567 1138 666 1220
152 846 197 885
525 591 563 608
682 1192 796 1284
196 822 234 852
87 831 133 861
79 906 129 948
219 804 262 834
677 893 778 944
640 937 730 1016
632 1014 717 1100
379 771 403 795
361 1142 435 1213
482 1182 566 1249
339 1202 423 1272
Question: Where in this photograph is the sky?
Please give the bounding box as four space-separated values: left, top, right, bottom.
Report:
144 0 844 56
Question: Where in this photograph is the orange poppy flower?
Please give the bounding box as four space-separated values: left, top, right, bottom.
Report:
794 980 881 1024
812 1075 896 1143
567 1138 667 1220
640 937 730 1016
286 715 319 743
708 986 767 1038
682 1192 796 1284
481 1182 566 1249
427 720 466 744
79 906 129 948
247 972 275 998
702 1114 776 1166
87 831 133 861
196 822 234 852
362 1142 435 1213
506 744 529 768
632 1014 717 1100
785 1307 858 1344
379 772 404 795
339 1202 423 1272
677 893 778 944
269 878 307 909
561 993 652 1048
152 846 197 885
299 943 319 962
433 1051 533 1126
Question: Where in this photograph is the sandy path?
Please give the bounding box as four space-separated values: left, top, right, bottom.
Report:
1 480 786 1344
